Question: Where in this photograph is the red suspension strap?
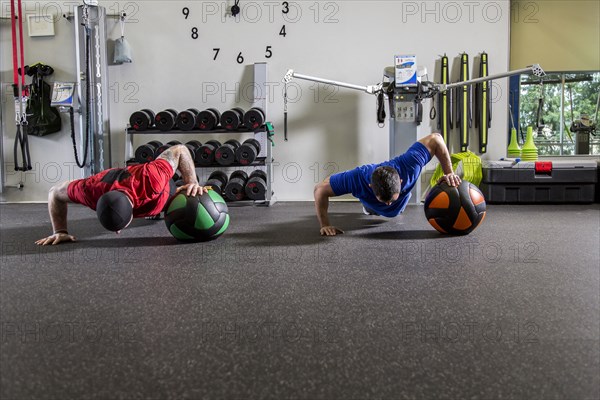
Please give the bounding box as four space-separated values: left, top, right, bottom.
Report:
11 0 32 171
10 0 18 85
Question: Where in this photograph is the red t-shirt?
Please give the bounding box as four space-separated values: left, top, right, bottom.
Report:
67 159 173 217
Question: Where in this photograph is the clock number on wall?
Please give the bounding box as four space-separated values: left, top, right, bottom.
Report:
265 46 273 58
279 25 286 37
237 52 245 64
191 27 198 39
182 7 189 19
213 48 220 60
282 1 289 14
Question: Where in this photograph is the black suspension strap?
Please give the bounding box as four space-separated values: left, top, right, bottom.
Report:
455 53 472 152
437 54 452 148
376 89 386 126
536 80 545 135
71 15 91 168
475 52 491 153
283 80 288 141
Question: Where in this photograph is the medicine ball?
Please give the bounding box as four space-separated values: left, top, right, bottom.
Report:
164 190 229 242
424 180 486 235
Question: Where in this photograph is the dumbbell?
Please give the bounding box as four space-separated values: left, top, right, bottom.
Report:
215 139 241 166
185 140 202 159
243 107 266 130
206 171 228 195
155 109 178 132
197 108 221 131
195 140 222 166
224 170 248 201
176 108 200 131
129 109 156 131
134 140 163 163
235 138 261 165
245 170 268 200
155 140 182 157
220 107 245 130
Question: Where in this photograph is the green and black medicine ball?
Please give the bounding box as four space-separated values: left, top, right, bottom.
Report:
164 190 229 242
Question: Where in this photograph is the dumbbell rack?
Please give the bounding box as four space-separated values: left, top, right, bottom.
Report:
124 124 277 206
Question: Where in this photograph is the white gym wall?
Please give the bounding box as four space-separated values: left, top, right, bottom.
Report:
1 0 511 202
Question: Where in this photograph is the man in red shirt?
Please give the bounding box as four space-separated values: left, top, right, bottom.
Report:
35 144 207 245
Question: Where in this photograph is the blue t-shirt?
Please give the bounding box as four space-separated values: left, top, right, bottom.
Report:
329 142 432 217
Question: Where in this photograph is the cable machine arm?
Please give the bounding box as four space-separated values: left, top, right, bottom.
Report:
283 64 545 98
281 64 545 142
438 64 546 93
283 69 383 94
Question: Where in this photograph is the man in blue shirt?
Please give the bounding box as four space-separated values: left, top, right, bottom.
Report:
314 133 461 236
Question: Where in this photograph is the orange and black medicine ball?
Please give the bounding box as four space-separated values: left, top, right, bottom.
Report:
424 181 486 235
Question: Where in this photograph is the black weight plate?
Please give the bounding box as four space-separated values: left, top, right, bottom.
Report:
225 170 248 201
129 110 153 131
186 140 202 149
135 144 156 163
230 170 248 181
207 170 229 193
176 109 198 131
243 107 266 130
147 140 163 149
207 108 221 122
196 140 221 166
220 109 244 130
141 109 156 121
224 139 240 148
155 145 170 157
198 109 220 131
208 170 228 186
235 138 261 165
215 140 241 166
249 169 267 181
245 174 267 200
155 109 178 131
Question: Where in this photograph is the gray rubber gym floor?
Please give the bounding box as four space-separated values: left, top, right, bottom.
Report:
1 202 599 399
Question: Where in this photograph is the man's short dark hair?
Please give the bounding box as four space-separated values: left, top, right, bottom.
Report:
371 166 401 202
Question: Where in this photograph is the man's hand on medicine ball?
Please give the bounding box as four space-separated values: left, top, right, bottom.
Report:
438 173 461 187
320 226 344 236
176 183 208 197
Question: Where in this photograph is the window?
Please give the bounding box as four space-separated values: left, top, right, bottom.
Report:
515 71 600 156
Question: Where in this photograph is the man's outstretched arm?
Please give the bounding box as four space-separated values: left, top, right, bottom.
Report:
314 177 344 236
158 144 207 197
419 133 461 187
35 180 77 245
